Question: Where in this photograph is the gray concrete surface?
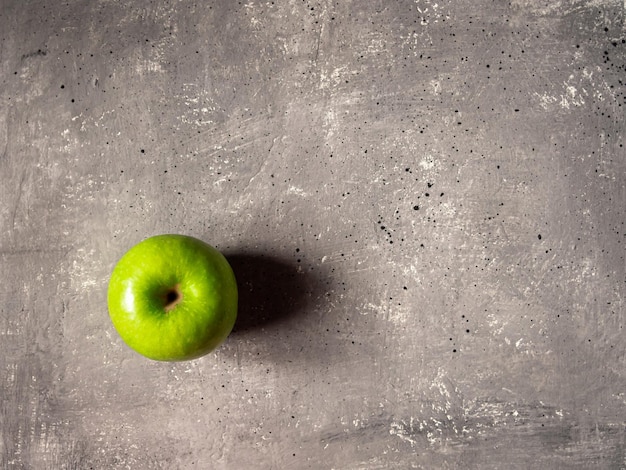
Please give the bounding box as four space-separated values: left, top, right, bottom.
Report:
1 0 625 468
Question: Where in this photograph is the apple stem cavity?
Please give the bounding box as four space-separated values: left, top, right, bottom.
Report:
163 284 183 313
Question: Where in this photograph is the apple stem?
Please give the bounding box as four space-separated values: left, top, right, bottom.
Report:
164 284 182 312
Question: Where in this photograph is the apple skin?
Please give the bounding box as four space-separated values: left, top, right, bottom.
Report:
107 234 238 361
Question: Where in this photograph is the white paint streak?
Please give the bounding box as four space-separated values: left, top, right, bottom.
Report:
419 155 436 170
534 72 589 110
286 186 308 197
69 247 100 290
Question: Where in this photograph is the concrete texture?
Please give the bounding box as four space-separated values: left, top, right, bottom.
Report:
1 0 625 468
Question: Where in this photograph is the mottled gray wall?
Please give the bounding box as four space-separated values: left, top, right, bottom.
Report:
1 0 625 468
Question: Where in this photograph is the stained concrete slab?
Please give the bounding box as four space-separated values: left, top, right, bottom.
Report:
0 0 625 468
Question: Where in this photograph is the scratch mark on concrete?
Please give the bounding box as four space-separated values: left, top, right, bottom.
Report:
10 172 26 241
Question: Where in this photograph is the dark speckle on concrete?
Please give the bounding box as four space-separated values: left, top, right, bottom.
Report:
0 0 625 468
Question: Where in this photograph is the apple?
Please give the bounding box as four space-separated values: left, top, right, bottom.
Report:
107 234 238 361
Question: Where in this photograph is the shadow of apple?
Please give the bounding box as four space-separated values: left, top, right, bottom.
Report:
225 253 321 334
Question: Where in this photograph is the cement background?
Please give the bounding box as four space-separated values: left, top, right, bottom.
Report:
0 0 625 468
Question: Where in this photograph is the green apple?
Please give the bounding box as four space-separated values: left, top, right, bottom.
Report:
107 234 238 361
